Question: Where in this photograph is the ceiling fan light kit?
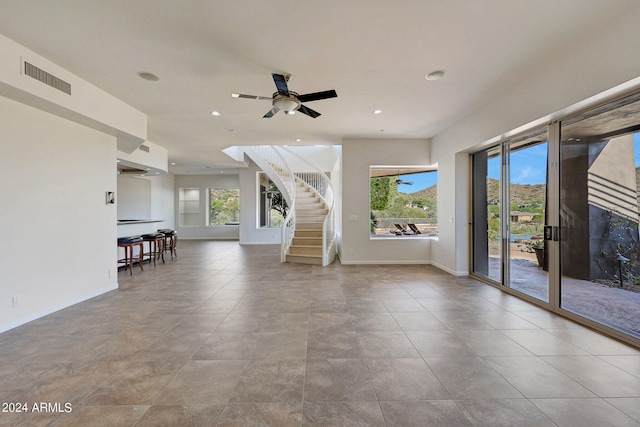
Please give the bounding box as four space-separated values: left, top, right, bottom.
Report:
233 73 337 118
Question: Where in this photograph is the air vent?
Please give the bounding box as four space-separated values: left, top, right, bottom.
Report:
119 167 147 175
139 144 150 152
24 61 71 95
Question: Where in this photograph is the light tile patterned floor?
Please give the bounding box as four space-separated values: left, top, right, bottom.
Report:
1 241 639 426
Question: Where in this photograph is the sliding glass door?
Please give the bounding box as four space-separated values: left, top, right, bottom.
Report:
507 133 549 302
472 91 640 344
472 128 550 303
559 92 640 337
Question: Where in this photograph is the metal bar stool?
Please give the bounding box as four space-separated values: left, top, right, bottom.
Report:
158 229 177 259
117 236 144 275
142 233 165 266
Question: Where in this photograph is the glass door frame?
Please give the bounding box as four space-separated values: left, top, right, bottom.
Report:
471 119 640 348
501 126 559 306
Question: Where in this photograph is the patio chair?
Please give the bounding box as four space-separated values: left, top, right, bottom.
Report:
394 223 411 235
407 223 422 234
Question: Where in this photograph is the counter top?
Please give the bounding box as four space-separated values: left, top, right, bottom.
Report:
117 219 164 225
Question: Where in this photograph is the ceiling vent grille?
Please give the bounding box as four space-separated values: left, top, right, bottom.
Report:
139 144 150 152
24 61 71 95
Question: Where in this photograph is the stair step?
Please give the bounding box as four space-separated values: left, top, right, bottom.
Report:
289 245 323 256
297 211 326 216
292 237 322 246
295 230 322 238
296 221 323 230
286 254 323 265
296 197 322 203
297 215 326 223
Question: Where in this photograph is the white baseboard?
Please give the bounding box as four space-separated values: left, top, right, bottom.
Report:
0 282 118 334
430 261 469 276
339 260 432 265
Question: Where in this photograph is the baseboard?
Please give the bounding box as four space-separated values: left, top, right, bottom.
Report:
0 282 118 334
339 260 432 265
238 242 281 245
430 260 469 276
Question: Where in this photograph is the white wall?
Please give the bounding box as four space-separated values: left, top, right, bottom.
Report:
341 138 432 264
117 140 168 173
175 174 240 240
430 6 640 275
116 173 174 231
117 176 151 220
0 33 146 153
0 95 117 332
152 173 175 230
279 146 339 172
239 161 281 244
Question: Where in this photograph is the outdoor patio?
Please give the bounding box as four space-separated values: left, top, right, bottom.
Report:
489 256 640 336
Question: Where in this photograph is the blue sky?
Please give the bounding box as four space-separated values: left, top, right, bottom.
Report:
396 132 640 192
486 132 640 185
397 171 438 193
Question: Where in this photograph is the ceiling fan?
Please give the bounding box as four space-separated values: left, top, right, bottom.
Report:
232 73 337 118
396 178 413 185
395 170 413 185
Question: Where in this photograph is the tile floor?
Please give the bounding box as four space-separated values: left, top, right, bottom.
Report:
1 240 639 426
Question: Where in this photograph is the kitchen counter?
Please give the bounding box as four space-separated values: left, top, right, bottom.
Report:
118 219 164 225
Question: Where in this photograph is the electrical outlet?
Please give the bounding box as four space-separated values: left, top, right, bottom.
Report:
12 296 19 307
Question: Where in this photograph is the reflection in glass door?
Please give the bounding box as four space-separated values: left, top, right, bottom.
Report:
472 147 501 283
507 136 549 302
560 92 640 338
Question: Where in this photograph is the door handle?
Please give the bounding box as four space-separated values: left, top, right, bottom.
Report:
544 225 560 241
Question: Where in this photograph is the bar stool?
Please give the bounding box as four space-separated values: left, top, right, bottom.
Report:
117 236 144 275
158 229 177 259
142 233 165 266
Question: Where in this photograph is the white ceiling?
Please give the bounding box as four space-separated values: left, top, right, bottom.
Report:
1 0 638 174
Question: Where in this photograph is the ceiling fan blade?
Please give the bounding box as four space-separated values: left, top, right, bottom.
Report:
263 106 280 118
233 93 272 100
272 73 290 97
297 104 321 118
297 89 338 103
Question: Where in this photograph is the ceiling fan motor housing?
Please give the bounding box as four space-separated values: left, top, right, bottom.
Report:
273 92 301 113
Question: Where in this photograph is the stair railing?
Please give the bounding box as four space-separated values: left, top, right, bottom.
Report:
278 147 336 266
244 146 296 262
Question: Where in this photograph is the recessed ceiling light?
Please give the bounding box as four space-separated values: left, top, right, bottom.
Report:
231 93 240 98
373 109 383 115
211 111 221 116
138 72 159 81
296 138 302 142
425 70 445 81
171 162 176 165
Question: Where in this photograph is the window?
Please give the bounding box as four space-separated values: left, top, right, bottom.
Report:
257 172 288 228
208 188 239 226
369 166 438 238
179 188 200 227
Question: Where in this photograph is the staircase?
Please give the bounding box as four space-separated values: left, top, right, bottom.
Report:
239 145 336 266
287 180 329 265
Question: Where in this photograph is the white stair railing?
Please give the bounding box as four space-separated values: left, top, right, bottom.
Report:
278 147 336 266
244 146 296 262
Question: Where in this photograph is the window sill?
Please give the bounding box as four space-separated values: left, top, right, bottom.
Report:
370 235 438 241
